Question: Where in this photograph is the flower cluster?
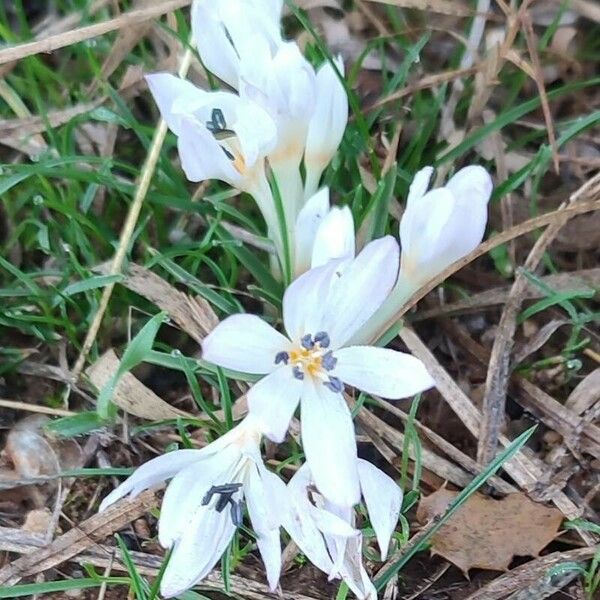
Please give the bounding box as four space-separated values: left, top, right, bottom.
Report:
147 0 347 278
99 1 493 598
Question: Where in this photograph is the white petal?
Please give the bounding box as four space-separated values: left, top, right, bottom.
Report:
311 206 355 268
309 505 356 538
324 236 399 348
445 165 493 207
193 0 283 89
334 346 434 399
405 165 434 208
245 466 282 590
160 504 235 598
294 188 330 275
284 466 335 574
98 449 202 511
358 459 402 560
192 3 241 88
283 259 345 343
227 96 278 167
158 444 240 548
399 187 455 281
202 314 291 375
176 123 241 186
145 73 205 136
305 57 348 198
248 367 302 442
300 381 360 507
338 534 377 600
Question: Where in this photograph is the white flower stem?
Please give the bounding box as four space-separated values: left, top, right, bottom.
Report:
250 175 292 284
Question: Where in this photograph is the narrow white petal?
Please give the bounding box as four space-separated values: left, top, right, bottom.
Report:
158 445 240 548
334 346 434 399
192 3 241 88
176 123 241 186
300 381 360 507
311 206 355 268
399 187 455 281
305 57 348 197
338 534 377 600
99 450 202 511
358 459 402 560
245 466 282 590
202 314 290 375
294 188 331 275
248 367 302 442
405 165 434 208
283 259 344 342
160 505 235 598
324 236 400 348
284 466 335 574
145 73 205 136
445 165 493 208
309 505 356 538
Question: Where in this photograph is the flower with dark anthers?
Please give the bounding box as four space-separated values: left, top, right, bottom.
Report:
99 416 286 598
203 237 434 508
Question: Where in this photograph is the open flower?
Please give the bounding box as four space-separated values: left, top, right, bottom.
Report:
294 187 355 276
282 462 401 599
202 237 434 507
398 165 493 287
146 73 277 195
99 417 284 598
304 58 348 199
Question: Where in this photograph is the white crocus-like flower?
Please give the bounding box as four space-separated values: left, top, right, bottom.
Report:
145 73 276 194
398 165 493 288
283 462 401 599
99 416 284 598
352 165 493 345
145 73 286 254
304 58 348 199
241 41 317 224
202 237 434 507
294 188 355 276
192 0 284 90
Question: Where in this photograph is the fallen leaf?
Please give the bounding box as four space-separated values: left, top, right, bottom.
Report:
416 489 563 573
87 349 193 421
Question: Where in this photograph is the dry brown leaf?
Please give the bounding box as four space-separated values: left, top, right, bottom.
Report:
87 349 193 421
417 489 564 573
565 369 600 415
95 262 219 342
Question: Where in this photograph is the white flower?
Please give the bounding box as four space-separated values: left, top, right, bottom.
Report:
398 165 493 287
145 73 277 196
99 417 285 598
282 462 401 599
202 237 434 507
350 165 493 345
192 0 284 90
294 187 355 276
304 58 348 199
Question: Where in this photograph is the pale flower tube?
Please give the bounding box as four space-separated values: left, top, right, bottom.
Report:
352 165 493 344
99 417 285 598
202 237 434 507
